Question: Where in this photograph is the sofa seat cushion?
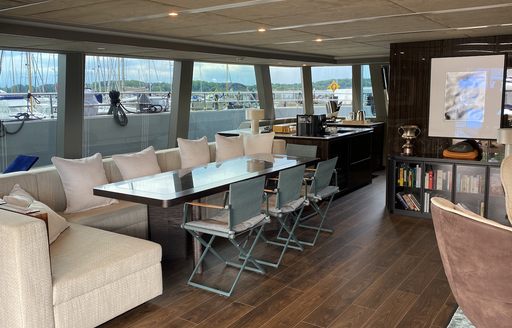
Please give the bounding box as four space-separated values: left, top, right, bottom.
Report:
50 223 161 306
60 201 147 236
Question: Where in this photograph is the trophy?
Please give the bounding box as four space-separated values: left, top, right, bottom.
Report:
398 125 421 156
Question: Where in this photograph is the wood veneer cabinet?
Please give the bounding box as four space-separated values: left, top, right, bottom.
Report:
387 155 508 225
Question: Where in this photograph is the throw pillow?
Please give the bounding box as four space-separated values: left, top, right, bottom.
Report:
177 136 211 169
5 184 69 244
51 153 117 214
243 132 275 155
112 146 161 180
215 134 244 162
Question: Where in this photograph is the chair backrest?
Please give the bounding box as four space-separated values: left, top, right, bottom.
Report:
430 197 512 328
286 143 317 158
228 176 265 228
276 165 306 208
500 156 512 225
311 157 338 194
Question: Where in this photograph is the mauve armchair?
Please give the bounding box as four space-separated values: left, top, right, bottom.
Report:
430 197 512 328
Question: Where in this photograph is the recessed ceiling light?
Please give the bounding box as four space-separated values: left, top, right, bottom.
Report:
168 12 178 17
257 28 266 32
315 38 323 42
97 47 106 50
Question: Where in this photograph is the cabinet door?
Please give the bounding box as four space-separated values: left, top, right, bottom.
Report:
394 161 423 213
423 163 453 214
454 165 486 216
487 167 508 225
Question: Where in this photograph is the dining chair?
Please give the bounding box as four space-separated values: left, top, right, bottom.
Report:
181 176 269 297
299 157 339 246
286 143 318 158
253 164 307 268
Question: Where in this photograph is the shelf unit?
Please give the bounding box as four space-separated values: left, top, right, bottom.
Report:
387 155 507 222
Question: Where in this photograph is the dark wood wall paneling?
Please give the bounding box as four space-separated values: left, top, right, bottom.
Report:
388 34 512 157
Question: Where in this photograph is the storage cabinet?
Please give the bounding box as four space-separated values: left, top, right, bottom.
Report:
387 155 506 222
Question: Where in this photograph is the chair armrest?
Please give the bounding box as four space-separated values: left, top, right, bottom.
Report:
186 202 225 210
305 168 316 172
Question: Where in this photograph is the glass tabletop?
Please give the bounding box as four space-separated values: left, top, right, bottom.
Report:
94 153 317 207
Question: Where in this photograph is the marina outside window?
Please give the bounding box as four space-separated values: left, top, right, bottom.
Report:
188 62 258 140
311 66 352 118
0 50 58 171
82 55 173 157
270 66 304 119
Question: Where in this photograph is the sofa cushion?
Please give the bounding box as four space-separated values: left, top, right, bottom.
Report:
177 136 211 169
51 153 117 214
155 148 182 172
112 146 161 180
5 184 69 244
61 201 147 239
50 223 161 306
215 134 244 162
0 170 38 200
243 132 275 155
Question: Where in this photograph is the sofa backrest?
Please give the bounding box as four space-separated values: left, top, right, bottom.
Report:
0 139 286 212
0 212 54 327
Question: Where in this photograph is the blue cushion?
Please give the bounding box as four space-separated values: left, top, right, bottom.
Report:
3 155 39 173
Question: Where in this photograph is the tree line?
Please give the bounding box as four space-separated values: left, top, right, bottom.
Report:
1 78 371 93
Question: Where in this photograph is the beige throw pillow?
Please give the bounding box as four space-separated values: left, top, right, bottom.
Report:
215 134 244 162
243 132 275 155
177 136 211 169
5 184 69 244
51 153 117 214
112 146 161 180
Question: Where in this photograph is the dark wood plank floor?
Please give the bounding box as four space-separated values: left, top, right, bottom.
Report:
100 173 457 328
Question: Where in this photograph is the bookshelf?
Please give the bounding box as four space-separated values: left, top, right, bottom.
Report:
387 155 506 221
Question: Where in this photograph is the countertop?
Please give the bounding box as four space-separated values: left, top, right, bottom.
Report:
218 127 373 140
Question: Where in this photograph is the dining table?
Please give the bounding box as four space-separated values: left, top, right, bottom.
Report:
93 153 318 264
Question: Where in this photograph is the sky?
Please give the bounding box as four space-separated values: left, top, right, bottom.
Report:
0 50 352 89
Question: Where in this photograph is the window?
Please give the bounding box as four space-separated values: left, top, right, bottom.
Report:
361 65 375 118
83 56 173 157
188 62 258 140
0 50 58 171
311 66 352 117
270 66 304 118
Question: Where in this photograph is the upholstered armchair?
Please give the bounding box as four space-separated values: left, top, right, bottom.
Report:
430 197 512 328
500 155 512 225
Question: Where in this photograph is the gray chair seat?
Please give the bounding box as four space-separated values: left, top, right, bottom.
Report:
184 212 268 235
307 185 339 201
268 197 308 215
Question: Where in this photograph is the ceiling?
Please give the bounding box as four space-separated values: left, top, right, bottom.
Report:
1 0 512 65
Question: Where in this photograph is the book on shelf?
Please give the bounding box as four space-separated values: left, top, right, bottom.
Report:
456 173 483 194
396 163 421 188
396 192 420 211
396 192 408 209
424 192 431 213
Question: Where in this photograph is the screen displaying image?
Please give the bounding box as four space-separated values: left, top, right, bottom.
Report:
444 71 486 122
428 54 505 139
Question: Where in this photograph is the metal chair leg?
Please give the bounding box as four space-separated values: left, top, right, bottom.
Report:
186 224 266 297
297 194 335 246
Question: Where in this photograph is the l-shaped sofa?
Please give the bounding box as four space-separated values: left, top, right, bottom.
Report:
0 139 285 328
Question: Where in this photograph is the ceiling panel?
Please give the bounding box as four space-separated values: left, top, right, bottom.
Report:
389 0 512 12
425 8 512 28
0 0 511 63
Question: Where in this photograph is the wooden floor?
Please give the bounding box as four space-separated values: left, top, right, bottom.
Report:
100 173 457 328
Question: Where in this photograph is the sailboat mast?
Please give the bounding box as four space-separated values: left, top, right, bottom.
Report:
27 52 33 113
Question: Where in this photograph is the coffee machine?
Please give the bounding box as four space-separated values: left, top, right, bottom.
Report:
297 114 326 136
